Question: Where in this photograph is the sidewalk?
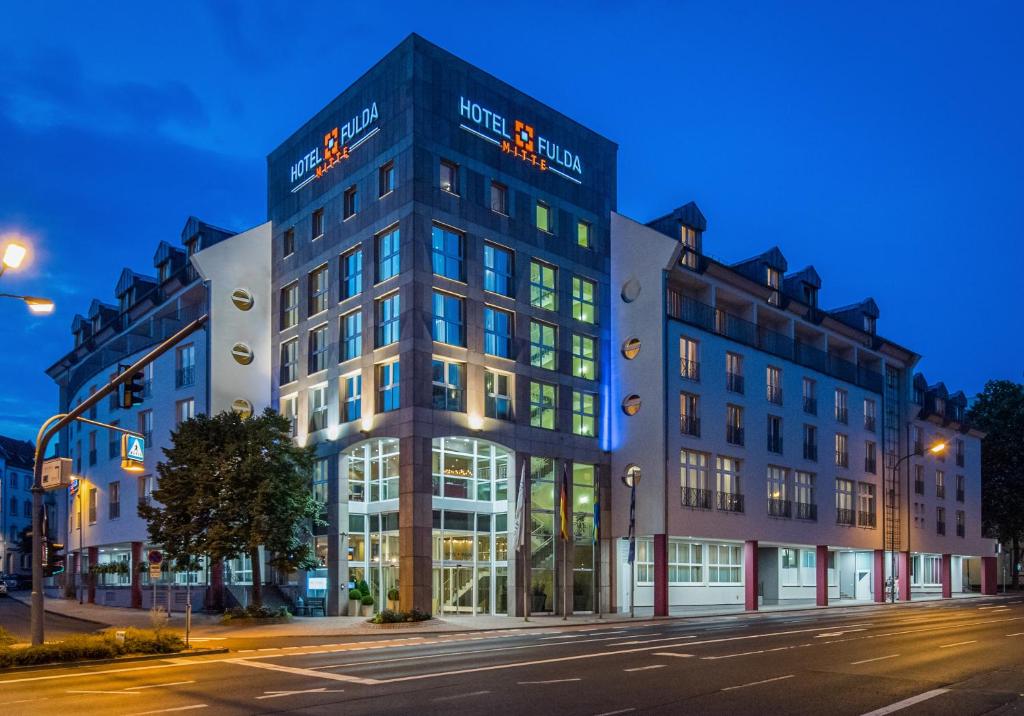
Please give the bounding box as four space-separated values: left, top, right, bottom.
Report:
11 591 988 639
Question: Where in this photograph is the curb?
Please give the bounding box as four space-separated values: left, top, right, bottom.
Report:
0 647 230 674
5 593 110 628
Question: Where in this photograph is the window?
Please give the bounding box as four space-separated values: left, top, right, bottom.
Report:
766 366 782 404
376 293 400 347
680 225 699 269
482 306 513 359
680 450 710 509
490 181 508 214
139 410 152 442
341 310 362 361
308 264 329 316
676 392 699 436
571 334 596 380
858 483 876 527
835 433 848 467
342 373 361 422
138 475 154 504
935 469 946 499
915 464 925 494
432 359 465 412
109 481 120 520
88 488 97 524
726 352 743 393
311 208 324 240
802 377 816 415
864 399 877 432
635 539 654 584
431 224 464 281
865 441 877 473
668 541 703 583
88 431 97 466
343 184 358 219
726 404 744 446
529 260 557 311
176 399 195 425
835 388 848 423
377 360 400 412
794 471 815 519
341 248 363 299
280 338 298 385
956 474 965 502
571 276 596 323
309 324 329 373
280 394 298 435
376 226 400 282
766 266 781 304
108 421 119 458
432 291 465 346
530 320 557 370
836 478 855 525
440 159 458 193
484 243 514 296
680 337 700 381
379 161 395 196
282 228 295 258
956 509 965 537
767 466 788 516
175 344 195 388
956 439 965 467
8 497 15 516
312 458 329 505
572 391 597 437
577 220 592 249
715 456 741 500
803 424 818 461
280 281 299 330
536 200 551 232
864 315 876 334
912 425 923 454
529 381 556 430
767 415 783 453
485 370 513 420
308 384 327 432
936 506 946 535
708 544 742 583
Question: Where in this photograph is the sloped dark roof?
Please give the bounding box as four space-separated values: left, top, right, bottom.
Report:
731 246 788 285
646 201 708 238
0 436 34 470
115 268 158 298
180 215 236 252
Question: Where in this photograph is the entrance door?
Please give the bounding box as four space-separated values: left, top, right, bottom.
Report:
855 569 871 600
440 566 475 614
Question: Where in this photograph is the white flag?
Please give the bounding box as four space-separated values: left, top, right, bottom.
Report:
510 460 527 551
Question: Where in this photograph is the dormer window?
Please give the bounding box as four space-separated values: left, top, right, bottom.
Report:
802 284 817 307
186 237 198 256
863 315 876 334
118 291 132 314
74 330 83 348
913 385 924 404
680 225 699 269
158 260 172 283
934 397 945 415
766 267 781 305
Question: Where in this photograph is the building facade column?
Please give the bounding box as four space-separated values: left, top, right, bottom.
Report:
326 454 347 616
898 551 911 601
130 541 143 609
744 540 758 611
981 556 997 595
653 533 668 617
873 549 885 603
941 553 952 599
399 435 432 614
816 545 829 607
87 545 98 604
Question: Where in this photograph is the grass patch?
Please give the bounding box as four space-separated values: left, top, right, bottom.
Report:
0 627 185 668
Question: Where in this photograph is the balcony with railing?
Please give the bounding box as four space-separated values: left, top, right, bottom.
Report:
956 522 965 538
936 484 946 499
865 457 877 474
768 498 791 518
858 511 876 528
175 365 196 388
956 488 964 502
767 385 783 405
836 508 855 526
835 450 849 468
665 290 884 393
937 521 946 536
727 372 744 394
803 443 818 461
681 416 701 437
956 452 964 467
717 492 744 513
803 396 817 415
726 425 744 446
767 434 783 454
681 359 700 382
915 479 925 495
864 416 876 432
835 406 848 424
682 487 713 510
796 502 817 521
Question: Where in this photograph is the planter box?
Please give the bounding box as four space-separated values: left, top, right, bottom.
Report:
348 601 360 617
360 604 374 617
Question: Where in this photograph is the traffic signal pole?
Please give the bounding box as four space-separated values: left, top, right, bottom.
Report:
30 314 208 646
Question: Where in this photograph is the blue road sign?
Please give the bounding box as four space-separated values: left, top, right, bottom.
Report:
123 434 145 462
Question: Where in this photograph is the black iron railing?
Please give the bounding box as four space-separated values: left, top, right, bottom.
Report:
767 385 783 405
727 425 745 446
767 435 783 454
175 366 195 388
836 407 848 424
858 511 876 528
915 480 925 495
796 502 817 521
768 498 791 518
836 451 849 468
864 416 876 432
803 396 817 415
937 485 946 499
681 416 701 437
937 521 946 536
717 492 744 513
803 443 818 461
836 508 855 526
956 488 964 502
956 523 965 537
865 458 877 474
727 372 745 394
683 487 713 510
681 359 701 381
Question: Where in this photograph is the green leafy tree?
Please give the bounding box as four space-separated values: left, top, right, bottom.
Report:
139 409 321 607
968 379 1024 588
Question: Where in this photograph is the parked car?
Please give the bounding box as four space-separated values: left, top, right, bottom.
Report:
0 574 17 591
0 580 7 596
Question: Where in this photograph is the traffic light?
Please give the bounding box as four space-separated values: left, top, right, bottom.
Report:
120 364 146 408
45 539 65 577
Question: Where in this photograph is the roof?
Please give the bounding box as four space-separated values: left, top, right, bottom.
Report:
0 436 35 470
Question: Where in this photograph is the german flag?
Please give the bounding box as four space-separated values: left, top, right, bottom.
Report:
560 463 570 541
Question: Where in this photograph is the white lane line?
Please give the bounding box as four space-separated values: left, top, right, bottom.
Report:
184 637 226 641
701 644 812 660
594 709 635 715
125 681 197 690
850 654 899 665
127 706 208 716
519 678 582 684
815 629 866 638
624 665 666 672
68 690 142 695
610 635 696 646
938 640 977 648
721 674 794 691
1006 632 1024 637
653 652 694 658
859 688 950 715
8 699 48 704
225 658 383 685
256 688 344 699
433 690 491 701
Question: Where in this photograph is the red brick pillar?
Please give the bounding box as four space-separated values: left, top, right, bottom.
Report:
873 549 886 603
941 554 952 598
981 556 997 595
898 551 911 602
653 534 668 617
816 545 829 607
744 540 759 611
130 541 143 609
87 546 98 604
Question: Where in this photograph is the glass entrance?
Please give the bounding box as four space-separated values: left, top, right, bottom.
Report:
435 566 475 614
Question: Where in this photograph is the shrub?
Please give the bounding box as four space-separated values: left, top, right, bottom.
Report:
348 588 362 602
0 628 185 668
387 588 399 601
357 579 370 594
360 594 375 606
220 604 291 623
0 627 15 648
370 608 431 625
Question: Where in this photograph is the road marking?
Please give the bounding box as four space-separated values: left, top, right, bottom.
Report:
851 654 899 665
624 664 666 672
433 690 491 701
653 652 694 658
8 699 48 705
128 706 208 715
701 644 812 660
186 637 226 641
125 681 197 690
0 662 184 684
859 688 950 715
816 629 866 638
256 688 345 699
721 674 794 691
939 640 977 648
594 709 636 715
226 658 383 685
518 678 582 684
610 635 696 646
68 690 143 695
1006 632 1024 637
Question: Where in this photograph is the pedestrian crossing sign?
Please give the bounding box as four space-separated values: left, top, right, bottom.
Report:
121 434 146 472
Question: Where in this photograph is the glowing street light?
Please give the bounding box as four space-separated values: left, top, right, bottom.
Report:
2 241 27 271
1 293 55 315
929 441 948 454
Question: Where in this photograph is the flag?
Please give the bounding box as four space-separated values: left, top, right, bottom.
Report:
559 463 570 542
510 460 527 551
626 482 636 564
593 499 600 544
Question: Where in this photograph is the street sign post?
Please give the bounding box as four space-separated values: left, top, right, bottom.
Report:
121 434 145 472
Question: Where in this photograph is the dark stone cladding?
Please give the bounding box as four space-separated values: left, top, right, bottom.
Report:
266 33 617 612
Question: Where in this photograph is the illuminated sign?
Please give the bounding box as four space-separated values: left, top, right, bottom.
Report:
457 96 583 184
289 101 380 193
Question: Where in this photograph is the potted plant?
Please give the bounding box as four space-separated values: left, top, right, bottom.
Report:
360 593 375 617
387 587 400 611
531 583 548 612
347 588 362 617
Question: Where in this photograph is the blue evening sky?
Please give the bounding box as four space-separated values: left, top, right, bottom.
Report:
0 2 1021 440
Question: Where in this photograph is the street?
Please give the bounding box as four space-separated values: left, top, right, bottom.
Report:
0 594 99 641
2 597 1024 714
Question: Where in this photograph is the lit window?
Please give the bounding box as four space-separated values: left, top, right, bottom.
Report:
431 358 465 412
280 282 299 330
308 385 327 432
342 373 361 422
577 220 591 248
708 544 742 583
308 264 329 316
431 224 464 281
377 360 400 412
536 200 551 232
432 291 465 346
484 243 514 296
572 391 597 437
308 324 329 374
376 293 400 347
571 276 596 323
529 260 557 311
571 334 596 379
176 398 195 426
341 248 363 299
440 160 458 194
280 338 298 385
341 310 362 362
529 320 557 370
484 306 513 359
529 381 556 430
485 370 512 420
376 226 400 282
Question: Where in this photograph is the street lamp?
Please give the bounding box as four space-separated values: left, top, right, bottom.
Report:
1 241 27 273
622 465 641 618
0 293 55 314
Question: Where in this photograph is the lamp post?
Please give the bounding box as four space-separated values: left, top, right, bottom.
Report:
621 465 641 619
0 240 27 278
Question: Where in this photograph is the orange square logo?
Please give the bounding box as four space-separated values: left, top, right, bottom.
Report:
514 120 534 152
324 127 341 162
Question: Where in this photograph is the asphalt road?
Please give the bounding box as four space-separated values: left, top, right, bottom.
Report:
0 593 101 641
2 596 1024 715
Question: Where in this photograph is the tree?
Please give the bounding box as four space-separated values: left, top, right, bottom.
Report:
139 409 321 607
968 380 1024 588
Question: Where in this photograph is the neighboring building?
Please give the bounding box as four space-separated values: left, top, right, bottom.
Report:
44 217 271 608
0 436 36 575
609 207 993 614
